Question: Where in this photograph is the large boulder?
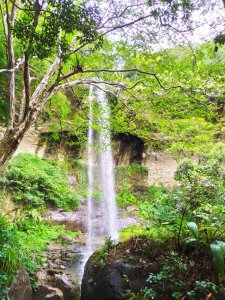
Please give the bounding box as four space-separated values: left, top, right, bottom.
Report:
81 250 147 300
33 285 64 300
7 268 32 300
81 237 225 300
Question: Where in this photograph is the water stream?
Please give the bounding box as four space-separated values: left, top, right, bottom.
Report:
78 86 119 279
97 88 118 240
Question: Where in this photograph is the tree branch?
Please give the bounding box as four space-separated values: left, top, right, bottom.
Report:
0 56 25 73
71 13 153 55
57 68 202 103
5 0 16 123
23 53 30 120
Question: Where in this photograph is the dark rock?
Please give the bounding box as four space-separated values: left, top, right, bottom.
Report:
53 272 80 300
7 268 32 300
81 251 146 300
33 285 64 300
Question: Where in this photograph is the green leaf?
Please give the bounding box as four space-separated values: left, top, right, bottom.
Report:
185 237 197 244
187 222 199 239
194 214 210 222
215 241 225 256
210 243 225 275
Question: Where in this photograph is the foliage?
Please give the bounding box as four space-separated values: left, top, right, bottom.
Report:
0 215 20 298
117 184 137 208
17 220 77 273
0 99 9 125
116 164 148 178
13 0 102 60
0 211 78 296
116 164 148 207
138 185 177 225
0 153 81 211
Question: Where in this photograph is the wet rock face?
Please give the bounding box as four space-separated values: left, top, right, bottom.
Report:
7 268 32 300
81 252 146 300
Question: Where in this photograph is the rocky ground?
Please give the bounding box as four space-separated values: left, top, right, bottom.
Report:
7 202 138 300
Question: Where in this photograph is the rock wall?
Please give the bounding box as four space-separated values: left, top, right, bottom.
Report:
15 127 47 158
113 133 179 187
143 151 178 187
113 133 144 165
11 130 179 187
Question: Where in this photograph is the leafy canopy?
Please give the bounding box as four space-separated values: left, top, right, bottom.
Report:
13 0 102 59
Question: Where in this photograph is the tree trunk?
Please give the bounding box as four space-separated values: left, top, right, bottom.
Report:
0 125 29 166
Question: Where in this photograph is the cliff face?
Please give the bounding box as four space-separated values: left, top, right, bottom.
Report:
113 133 178 187
15 129 178 187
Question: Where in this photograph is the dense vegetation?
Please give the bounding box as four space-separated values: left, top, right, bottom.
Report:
0 0 225 299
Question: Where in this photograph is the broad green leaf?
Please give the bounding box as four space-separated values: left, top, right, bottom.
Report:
210 244 225 275
187 222 199 239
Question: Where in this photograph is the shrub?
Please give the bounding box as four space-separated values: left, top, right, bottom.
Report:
0 215 20 298
0 153 80 211
116 184 137 207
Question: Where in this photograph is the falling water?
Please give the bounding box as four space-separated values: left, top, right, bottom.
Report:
77 86 118 282
86 85 118 250
87 86 94 255
97 89 118 240
73 86 135 283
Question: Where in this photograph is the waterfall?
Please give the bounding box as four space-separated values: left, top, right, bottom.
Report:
97 89 118 240
86 85 118 252
87 86 94 256
77 86 134 283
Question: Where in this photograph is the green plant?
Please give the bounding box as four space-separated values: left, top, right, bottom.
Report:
185 220 225 278
117 184 137 208
0 153 81 211
0 214 20 296
0 99 9 124
187 280 219 298
104 236 116 250
141 254 186 299
210 241 225 277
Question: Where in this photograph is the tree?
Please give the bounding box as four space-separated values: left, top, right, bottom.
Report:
0 0 221 166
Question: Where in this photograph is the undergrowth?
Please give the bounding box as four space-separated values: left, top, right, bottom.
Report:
0 153 81 211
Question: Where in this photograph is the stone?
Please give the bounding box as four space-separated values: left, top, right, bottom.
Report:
53 272 80 300
59 265 66 270
66 252 77 259
81 251 146 300
60 234 74 243
36 269 49 285
7 268 32 300
46 208 86 232
33 285 64 300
